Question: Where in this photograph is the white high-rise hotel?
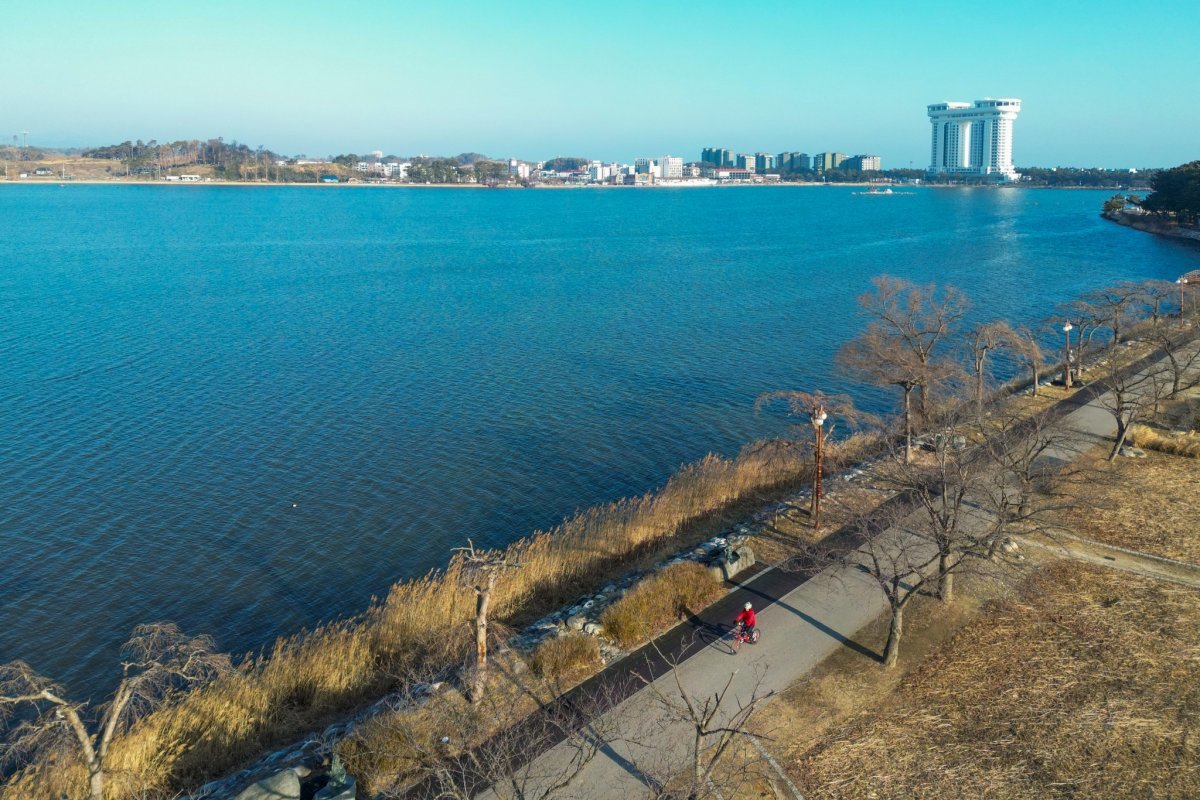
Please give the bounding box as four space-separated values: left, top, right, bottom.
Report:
927 98 1021 180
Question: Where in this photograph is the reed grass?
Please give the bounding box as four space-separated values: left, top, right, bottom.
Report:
5 438 811 799
528 634 602 683
600 561 725 650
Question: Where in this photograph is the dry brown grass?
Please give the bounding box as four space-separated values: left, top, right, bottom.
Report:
336 649 582 797
4 440 811 799
528 635 602 684
1057 447 1200 564
600 561 726 650
1128 423 1200 457
337 678 485 795
788 562 1200 799
751 483 892 567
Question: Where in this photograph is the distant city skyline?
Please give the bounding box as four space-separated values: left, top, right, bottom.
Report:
4 0 1198 168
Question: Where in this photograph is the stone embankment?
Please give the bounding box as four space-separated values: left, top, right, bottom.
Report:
1102 208 1200 243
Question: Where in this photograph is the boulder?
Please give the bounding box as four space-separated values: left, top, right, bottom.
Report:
566 614 587 631
234 770 301 800
1118 445 1147 458
583 621 604 637
712 546 756 581
724 546 755 579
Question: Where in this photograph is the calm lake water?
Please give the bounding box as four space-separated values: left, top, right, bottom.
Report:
1 184 1196 695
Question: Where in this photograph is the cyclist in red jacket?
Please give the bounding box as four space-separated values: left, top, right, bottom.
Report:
734 602 757 635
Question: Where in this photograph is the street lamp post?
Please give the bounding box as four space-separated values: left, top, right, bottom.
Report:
811 408 828 529
1062 322 1074 389
1178 279 1186 318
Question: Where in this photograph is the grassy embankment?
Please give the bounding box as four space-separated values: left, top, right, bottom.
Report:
3 441 821 799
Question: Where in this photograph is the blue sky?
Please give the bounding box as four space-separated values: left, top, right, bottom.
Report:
4 0 1197 167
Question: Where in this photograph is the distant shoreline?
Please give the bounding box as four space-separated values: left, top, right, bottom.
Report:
0 180 1136 190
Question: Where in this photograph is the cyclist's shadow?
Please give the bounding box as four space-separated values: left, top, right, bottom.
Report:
677 603 738 655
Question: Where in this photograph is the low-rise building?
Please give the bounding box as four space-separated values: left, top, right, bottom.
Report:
703 167 755 181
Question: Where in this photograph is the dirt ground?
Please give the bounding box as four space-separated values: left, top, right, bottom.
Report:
1058 446 1200 564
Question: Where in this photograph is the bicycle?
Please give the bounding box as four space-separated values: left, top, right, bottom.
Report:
730 622 760 653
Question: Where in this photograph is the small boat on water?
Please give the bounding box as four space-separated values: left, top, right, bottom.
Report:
853 186 913 196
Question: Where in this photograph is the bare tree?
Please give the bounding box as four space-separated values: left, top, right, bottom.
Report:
1144 324 1200 398
842 511 942 668
1138 279 1178 329
868 418 990 605
850 275 971 420
1006 324 1047 397
0 623 230 800
452 540 522 704
967 321 1015 410
637 659 776 800
1095 356 1171 460
837 277 969 462
832 407 1077 666
971 408 1097 549
837 335 926 463
1080 282 1144 360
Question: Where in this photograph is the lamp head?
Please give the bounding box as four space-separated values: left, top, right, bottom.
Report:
1062 322 1073 333
814 411 828 427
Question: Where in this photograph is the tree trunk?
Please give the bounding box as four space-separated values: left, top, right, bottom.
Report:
883 606 903 668
975 355 985 410
938 556 954 604
89 765 105 800
1109 415 1132 461
811 426 823 528
471 578 495 703
903 387 913 463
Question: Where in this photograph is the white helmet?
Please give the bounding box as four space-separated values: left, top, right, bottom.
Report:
744 602 753 610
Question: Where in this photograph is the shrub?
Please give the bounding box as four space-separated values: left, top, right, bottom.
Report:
529 635 601 683
600 561 725 650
